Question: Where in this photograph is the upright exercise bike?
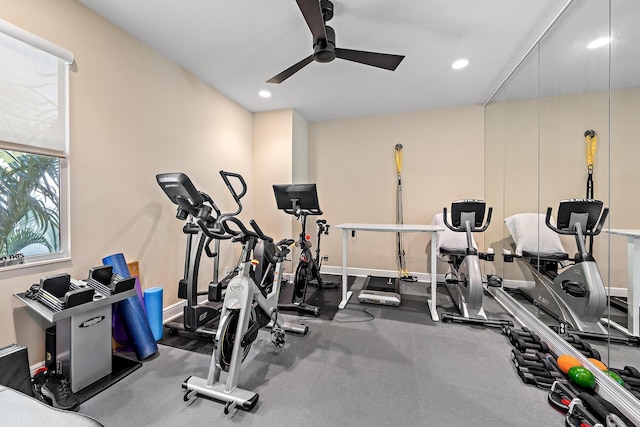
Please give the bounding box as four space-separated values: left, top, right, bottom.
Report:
182 211 308 413
510 199 609 335
156 171 245 336
440 199 509 327
273 183 335 316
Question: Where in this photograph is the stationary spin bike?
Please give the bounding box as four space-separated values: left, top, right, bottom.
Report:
273 183 336 316
440 199 510 327
182 212 308 414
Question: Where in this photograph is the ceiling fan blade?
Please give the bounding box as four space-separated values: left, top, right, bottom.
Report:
335 48 405 71
267 55 314 84
296 0 327 43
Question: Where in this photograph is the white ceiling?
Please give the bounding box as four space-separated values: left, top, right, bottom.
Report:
77 0 567 122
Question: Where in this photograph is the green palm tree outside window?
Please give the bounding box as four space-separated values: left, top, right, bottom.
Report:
0 149 60 266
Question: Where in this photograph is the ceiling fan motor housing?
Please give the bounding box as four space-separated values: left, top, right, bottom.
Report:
313 25 336 62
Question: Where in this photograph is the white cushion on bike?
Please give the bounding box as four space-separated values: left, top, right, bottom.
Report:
504 213 566 256
431 213 477 260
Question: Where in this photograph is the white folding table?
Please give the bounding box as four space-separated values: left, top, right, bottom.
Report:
334 223 443 321
604 229 640 336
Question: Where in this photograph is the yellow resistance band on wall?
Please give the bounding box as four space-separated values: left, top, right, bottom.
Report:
585 130 597 173
395 144 403 175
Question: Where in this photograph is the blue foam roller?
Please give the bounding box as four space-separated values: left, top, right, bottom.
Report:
144 287 163 341
103 253 158 360
118 296 158 360
102 253 130 278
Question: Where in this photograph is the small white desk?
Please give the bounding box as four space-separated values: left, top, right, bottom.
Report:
604 229 640 336
334 223 444 321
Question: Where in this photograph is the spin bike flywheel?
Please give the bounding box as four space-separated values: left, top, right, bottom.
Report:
216 308 256 372
294 263 308 300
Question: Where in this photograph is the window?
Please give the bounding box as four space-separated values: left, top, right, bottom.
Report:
0 20 73 269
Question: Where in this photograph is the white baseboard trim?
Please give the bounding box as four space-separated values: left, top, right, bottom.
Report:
608 287 628 298
163 299 187 323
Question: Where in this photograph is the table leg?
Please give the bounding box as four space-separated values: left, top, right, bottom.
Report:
628 237 640 336
426 231 440 321
338 228 352 309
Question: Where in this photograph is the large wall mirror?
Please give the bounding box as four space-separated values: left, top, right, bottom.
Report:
486 0 640 398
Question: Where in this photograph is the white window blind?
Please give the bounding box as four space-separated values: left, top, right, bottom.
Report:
0 19 73 156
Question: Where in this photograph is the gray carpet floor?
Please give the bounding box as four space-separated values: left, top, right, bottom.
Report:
79 279 566 426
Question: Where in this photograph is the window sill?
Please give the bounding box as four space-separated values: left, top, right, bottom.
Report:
0 256 72 273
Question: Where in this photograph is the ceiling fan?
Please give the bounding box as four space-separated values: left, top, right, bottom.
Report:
267 0 405 84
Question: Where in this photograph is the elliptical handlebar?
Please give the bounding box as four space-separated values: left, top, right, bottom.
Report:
219 170 247 216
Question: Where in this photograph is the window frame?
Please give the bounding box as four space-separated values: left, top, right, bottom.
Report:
0 20 73 271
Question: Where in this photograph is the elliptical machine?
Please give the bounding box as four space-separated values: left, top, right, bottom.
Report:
156 171 246 336
440 199 509 327
182 212 308 414
509 199 609 335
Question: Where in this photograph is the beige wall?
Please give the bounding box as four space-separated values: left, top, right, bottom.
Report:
609 88 640 287
1 0 253 362
308 105 486 274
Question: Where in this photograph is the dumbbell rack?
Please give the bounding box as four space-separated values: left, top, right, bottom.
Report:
503 325 640 426
14 279 136 393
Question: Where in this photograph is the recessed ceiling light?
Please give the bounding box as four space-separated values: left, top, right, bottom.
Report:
258 90 271 98
451 59 469 70
587 37 610 49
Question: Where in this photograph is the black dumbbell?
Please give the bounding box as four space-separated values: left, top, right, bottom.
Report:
564 333 582 345
517 370 555 388
509 332 543 347
506 327 537 341
511 348 546 363
517 366 564 380
515 338 549 353
611 366 640 379
502 326 531 339
570 340 593 352
512 353 554 371
502 326 517 340
581 347 600 361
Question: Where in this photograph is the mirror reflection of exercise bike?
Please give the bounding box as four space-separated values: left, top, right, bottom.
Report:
438 199 511 327
156 171 245 336
273 183 337 317
182 211 308 414
506 199 609 336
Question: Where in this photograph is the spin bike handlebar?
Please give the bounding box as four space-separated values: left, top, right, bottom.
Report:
545 206 609 236
220 216 282 265
442 206 493 233
286 207 323 217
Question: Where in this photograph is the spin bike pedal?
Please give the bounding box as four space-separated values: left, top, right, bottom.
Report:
271 327 285 348
241 320 260 347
